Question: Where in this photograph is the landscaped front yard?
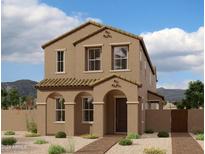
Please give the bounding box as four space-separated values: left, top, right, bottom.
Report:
106 133 172 154
190 132 204 150
1 131 98 154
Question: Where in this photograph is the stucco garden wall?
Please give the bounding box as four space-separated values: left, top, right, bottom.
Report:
145 109 171 132
2 109 37 131
188 109 204 132
145 109 204 132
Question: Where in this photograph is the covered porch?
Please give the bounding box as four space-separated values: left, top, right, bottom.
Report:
36 74 141 137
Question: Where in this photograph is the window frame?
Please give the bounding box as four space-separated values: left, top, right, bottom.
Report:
85 47 102 72
81 96 94 124
112 45 129 71
55 97 65 122
56 50 65 73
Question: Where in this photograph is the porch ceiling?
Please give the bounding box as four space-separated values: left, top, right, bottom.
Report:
35 74 141 89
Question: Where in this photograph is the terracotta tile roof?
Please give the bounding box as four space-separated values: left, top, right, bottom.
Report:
35 74 141 89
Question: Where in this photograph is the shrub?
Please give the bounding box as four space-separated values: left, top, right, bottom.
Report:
126 132 140 139
145 129 154 134
25 132 40 137
34 139 48 144
55 131 66 138
119 138 132 146
196 133 204 140
81 134 98 139
26 118 37 133
48 144 65 154
2 137 17 145
4 130 15 135
143 147 166 154
193 130 204 135
157 131 169 138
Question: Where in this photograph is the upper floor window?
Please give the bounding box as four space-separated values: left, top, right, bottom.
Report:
82 97 93 123
86 48 101 71
56 51 64 73
56 98 65 121
112 46 128 70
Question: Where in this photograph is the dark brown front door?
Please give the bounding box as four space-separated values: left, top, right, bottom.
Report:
171 110 188 132
116 98 127 132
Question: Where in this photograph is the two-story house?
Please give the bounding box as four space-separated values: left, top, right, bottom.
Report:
35 21 164 136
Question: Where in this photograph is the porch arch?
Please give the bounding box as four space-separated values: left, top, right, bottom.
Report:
74 91 93 135
46 92 66 135
103 89 128 134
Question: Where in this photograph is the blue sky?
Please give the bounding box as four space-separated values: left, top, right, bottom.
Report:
2 0 204 89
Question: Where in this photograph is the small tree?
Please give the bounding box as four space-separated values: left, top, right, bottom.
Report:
176 80 204 109
1 88 9 109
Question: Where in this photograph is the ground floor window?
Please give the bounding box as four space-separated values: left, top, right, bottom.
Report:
82 97 93 123
56 98 65 121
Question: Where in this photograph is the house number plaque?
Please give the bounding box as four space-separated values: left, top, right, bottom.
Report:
112 79 121 88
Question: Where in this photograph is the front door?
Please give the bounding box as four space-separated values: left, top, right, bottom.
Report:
116 97 127 132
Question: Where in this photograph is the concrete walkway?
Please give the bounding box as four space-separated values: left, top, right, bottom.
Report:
75 135 123 154
172 133 203 154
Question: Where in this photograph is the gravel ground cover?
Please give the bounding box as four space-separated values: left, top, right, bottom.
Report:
1 131 98 154
106 133 172 154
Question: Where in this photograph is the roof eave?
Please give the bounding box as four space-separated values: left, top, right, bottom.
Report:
41 21 102 49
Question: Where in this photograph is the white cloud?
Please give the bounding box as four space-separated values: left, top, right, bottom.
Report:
141 27 204 73
2 0 101 64
157 80 192 89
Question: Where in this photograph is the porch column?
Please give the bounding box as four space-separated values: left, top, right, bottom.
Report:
36 102 46 135
127 101 139 133
65 102 75 136
93 102 104 137
159 101 163 110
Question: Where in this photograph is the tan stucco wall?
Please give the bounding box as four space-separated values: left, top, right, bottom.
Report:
74 29 140 82
44 24 100 79
2 110 37 131
188 109 204 132
145 110 171 132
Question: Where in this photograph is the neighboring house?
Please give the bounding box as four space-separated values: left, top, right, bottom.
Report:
35 21 164 136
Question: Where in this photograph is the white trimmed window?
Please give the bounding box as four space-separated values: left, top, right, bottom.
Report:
112 46 128 70
56 98 65 121
56 51 64 73
86 48 101 71
82 97 93 122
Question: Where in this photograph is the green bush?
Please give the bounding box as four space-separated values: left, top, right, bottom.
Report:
119 138 133 146
196 133 204 140
193 130 204 135
48 144 65 154
81 134 98 139
126 132 140 139
26 118 37 133
2 137 17 145
25 132 40 137
157 131 169 138
145 129 154 134
143 147 166 154
34 139 48 144
4 130 15 135
55 131 66 138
